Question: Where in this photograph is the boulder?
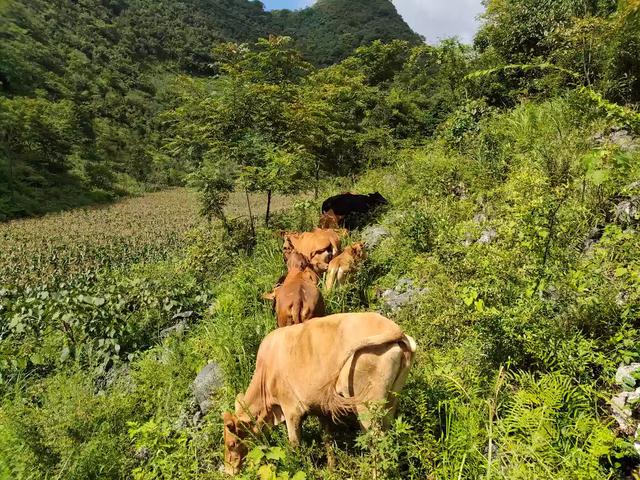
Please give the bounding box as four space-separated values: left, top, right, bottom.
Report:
477 228 498 245
614 197 640 226
582 226 603 252
473 213 488 224
160 320 189 339
609 129 638 152
381 278 428 313
611 389 640 435
615 363 640 390
193 362 224 415
361 225 390 248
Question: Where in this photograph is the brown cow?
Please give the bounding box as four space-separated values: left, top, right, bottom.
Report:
222 312 417 475
281 228 342 274
318 209 345 229
263 252 325 327
325 242 366 291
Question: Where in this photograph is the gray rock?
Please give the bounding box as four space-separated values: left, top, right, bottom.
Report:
361 225 391 249
473 213 488 224
617 290 630 308
160 320 189 339
381 278 428 313
583 227 603 252
626 181 640 191
193 362 224 415
616 363 640 390
461 232 475 247
172 310 198 321
594 128 639 152
611 389 640 435
452 182 468 199
477 229 498 245
614 197 640 226
134 447 151 461
609 129 638 152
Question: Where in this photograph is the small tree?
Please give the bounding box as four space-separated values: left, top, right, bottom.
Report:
164 36 315 227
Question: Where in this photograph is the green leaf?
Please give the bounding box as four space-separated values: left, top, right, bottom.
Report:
247 446 266 464
615 267 628 277
586 168 608 186
258 464 275 480
265 446 285 461
291 472 307 480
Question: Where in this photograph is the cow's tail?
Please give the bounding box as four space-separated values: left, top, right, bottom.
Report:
397 334 417 380
291 299 303 326
325 266 337 291
321 328 406 422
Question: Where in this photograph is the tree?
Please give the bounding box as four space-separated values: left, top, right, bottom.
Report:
164 37 315 227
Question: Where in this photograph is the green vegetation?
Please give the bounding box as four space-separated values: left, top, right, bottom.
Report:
0 0 418 220
2 0 640 479
269 0 422 66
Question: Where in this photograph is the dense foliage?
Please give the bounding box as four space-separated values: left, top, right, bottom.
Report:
2 0 640 479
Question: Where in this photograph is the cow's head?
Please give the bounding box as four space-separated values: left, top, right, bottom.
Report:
368 192 388 206
222 410 248 475
286 251 309 271
280 232 298 262
350 241 366 260
319 209 345 229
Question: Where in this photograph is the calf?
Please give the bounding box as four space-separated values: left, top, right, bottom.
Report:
281 228 342 274
263 253 325 328
318 209 345 229
325 242 366 291
222 312 417 475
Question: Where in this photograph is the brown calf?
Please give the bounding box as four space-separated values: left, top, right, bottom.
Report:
263 252 325 328
281 228 342 274
318 209 345 229
325 242 366 291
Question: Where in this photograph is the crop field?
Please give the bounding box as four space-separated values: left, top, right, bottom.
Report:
0 189 306 288
0 189 199 287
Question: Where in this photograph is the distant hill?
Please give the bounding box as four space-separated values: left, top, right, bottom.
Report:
268 0 424 65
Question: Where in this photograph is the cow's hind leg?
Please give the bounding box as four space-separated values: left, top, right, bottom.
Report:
318 416 336 470
352 344 406 431
285 413 303 447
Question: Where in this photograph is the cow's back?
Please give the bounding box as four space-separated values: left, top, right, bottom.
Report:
258 313 406 406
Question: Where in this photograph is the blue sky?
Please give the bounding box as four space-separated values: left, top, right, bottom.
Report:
261 0 484 44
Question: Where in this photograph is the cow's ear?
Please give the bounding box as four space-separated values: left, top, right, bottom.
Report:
222 412 235 431
235 393 245 413
262 290 276 301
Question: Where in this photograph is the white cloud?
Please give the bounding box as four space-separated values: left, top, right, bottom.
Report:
392 0 484 44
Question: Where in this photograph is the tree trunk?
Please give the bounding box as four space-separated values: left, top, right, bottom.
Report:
314 158 320 200
265 189 272 227
245 189 255 237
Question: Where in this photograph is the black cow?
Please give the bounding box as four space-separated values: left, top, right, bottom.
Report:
321 192 388 229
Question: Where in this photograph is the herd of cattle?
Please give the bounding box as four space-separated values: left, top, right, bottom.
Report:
222 192 418 475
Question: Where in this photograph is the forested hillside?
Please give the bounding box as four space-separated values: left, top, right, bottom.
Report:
2 0 640 479
269 0 422 66
0 0 419 220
